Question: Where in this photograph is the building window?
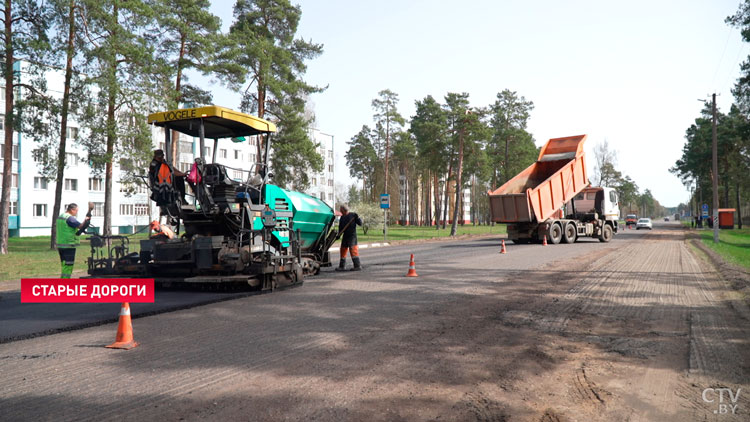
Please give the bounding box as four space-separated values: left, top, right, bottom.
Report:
328 151 333 159
328 179 333 187
134 203 149 216
34 176 48 190
66 126 78 139
312 177 316 185
320 178 325 186
33 203 47 217
203 147 210 157
89 177 103 191
120 204 134 215
0 144 18 160
10 201 17 215
234 150 241 160
91 202 104 217
328 165 333 173
249 153 256 163
64 178 78 191
180 162 191 173
0 113 4 130
319 192 325 200
179 141 193 154
220 149 227 159
66 153 78 167
328 193 333 201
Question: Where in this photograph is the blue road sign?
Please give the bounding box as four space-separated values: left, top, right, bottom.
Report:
380 194 390 209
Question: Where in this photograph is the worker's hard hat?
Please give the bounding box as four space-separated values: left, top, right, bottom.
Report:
149 220 160 230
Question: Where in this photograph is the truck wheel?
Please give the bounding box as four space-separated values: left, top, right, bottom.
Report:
599 224 613 243
562 223 577 244
549 223 563 244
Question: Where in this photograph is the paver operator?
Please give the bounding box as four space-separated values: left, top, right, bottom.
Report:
148 149 187 205
336 204 364 271
55 202 93 279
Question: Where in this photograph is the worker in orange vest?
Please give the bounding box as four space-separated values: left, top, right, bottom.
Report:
148 149 187 204
149 220 175 241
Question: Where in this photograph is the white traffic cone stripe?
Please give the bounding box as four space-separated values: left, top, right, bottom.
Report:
120 307 130 316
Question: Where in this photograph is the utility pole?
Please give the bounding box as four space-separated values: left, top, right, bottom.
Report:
711 93 719 243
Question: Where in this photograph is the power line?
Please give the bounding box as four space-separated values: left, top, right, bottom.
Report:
722 43 749 93
712 27 734 90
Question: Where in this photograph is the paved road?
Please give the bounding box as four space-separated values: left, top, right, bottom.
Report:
0 228 623 342
4 221 746 421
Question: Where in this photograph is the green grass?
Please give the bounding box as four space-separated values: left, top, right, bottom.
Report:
0 234 150 282
1 225 505 281
337 224 506 245
700 228 750 270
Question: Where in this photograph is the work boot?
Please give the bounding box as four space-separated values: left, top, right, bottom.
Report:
335 259 347 272
350 257 362 271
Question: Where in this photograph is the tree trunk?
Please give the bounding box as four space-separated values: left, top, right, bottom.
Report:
425 173 431 226
103 2 119 237
737 182 743 229
450 126 465 236
50 0 76 250
442 161 452 229
504 136 509 184
0 0 14 254
256 75 265 163
169 32 186 168
433 172 440 228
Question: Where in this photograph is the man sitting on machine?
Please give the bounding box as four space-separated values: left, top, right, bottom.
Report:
148 149 187 206
149 220 175 241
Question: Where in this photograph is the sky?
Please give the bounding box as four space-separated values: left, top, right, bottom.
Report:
201 0 748 207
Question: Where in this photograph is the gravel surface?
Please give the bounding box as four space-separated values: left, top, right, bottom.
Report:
1 222 748 421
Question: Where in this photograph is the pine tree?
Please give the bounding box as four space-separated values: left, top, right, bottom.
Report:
230 0 324 183
0 0 50 254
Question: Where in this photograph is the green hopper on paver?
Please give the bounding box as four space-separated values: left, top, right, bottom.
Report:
263 184 335 250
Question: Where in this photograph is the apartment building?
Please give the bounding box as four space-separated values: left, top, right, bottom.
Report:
304 129 335 209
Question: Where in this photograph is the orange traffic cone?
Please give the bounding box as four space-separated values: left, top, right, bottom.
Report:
500 239 507 254
542 236 548 246
406 254 418 277
106 302 139 350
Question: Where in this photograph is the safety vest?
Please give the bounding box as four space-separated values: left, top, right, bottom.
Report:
56 212 80 248
157 163 172 184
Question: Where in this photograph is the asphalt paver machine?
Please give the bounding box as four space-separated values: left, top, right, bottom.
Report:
86 106 337 290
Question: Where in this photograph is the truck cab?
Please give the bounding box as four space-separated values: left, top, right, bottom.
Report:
570 187 619 221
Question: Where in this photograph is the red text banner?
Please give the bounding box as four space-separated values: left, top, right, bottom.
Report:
21 279 155 303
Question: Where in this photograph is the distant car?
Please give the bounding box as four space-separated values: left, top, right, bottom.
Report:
636 218 653 230
625 214 638 226
664 217 670 221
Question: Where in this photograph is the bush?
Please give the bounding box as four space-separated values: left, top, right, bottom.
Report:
349 202 384 235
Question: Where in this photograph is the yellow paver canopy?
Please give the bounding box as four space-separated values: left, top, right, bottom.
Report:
147 105 276 138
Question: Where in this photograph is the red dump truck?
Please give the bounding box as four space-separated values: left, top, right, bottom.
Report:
488 134 619 244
